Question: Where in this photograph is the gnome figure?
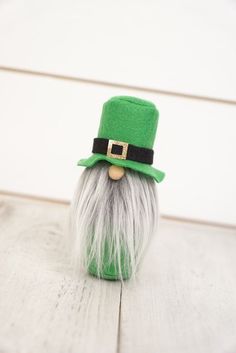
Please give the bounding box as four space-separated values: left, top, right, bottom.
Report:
71 96 165 280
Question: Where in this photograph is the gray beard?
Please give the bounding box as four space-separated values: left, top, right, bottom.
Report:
70 162 158 279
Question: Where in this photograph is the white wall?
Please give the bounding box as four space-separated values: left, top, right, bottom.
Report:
0 0 235 100
0 0 235 225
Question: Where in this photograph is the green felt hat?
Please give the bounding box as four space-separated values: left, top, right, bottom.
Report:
77 96 165 182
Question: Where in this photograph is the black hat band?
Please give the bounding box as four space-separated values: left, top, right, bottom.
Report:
92 138 154 165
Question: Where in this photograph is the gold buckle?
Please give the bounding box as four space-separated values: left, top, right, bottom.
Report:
107 140 128 160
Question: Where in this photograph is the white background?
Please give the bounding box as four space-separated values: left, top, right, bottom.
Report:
0 0 235 225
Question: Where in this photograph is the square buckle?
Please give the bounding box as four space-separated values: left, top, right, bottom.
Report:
107 140 128 160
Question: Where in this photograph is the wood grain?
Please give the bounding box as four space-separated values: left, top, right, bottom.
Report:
0 196 121 353
120 220 236 353
0 194 236 353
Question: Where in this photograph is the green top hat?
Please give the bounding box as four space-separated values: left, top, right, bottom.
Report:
77 96 165 182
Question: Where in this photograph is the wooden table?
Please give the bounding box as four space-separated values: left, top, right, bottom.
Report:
0 194 235 353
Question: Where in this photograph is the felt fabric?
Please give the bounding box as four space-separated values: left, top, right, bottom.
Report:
98 96 158 149
88 241 131 280
92 138 154 164
77 96 165 183
78 154 165 183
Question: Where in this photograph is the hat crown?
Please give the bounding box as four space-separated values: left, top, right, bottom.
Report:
98 96 159 149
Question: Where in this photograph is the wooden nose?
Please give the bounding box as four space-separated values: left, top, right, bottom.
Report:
108 165 125 180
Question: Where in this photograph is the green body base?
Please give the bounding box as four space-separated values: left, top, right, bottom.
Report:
87 239 132 281
87 245 131 280
88 260 131 281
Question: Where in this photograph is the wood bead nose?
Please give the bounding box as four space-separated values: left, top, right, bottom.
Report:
108 165 125 180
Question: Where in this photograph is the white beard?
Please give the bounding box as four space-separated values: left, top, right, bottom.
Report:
70 162 158 280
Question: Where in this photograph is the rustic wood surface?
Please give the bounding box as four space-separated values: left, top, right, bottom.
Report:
0 194 235 353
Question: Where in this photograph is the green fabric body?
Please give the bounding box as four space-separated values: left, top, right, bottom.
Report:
88 241 131 280
77 96 165 183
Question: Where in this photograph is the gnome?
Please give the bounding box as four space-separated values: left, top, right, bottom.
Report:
71 96 165 280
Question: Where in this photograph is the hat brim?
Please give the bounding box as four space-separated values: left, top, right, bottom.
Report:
77 153 165 183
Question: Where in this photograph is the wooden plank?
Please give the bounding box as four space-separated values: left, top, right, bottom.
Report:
1 194 236 352
0 0 235 100
0 71 236 225
119 219 236 353
0 195 121 353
